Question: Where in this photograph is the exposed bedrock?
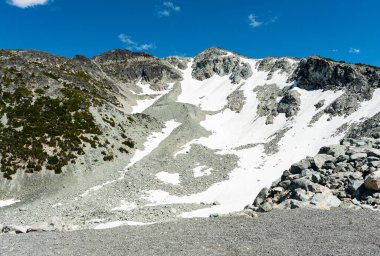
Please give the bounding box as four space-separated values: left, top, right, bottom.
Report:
291 56 380 96
277 90 301 118
94 49 183 89
191 47 252 84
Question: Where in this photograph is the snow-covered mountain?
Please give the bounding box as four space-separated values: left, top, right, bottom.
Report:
0 47 379 229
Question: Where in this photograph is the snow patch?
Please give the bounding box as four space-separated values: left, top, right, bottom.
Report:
193 165 212 178
112 201 138 211
0 199 19 208
156 172 180 185
94 221 154 230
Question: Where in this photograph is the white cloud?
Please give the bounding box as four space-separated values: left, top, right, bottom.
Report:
248 13 278 28
159 1 180 17
163 1 180 12
248 14 263 28
7 0 49 8
118 34 155 51
159 10 171 17
349 48 361 54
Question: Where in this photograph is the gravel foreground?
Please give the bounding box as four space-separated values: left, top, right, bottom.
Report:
1 208 379 256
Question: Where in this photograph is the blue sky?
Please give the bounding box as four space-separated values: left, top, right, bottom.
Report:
1 0 379 66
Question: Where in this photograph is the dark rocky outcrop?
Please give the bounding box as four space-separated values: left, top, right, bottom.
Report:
192 47 252 84
93 49 182 89
291 56 380 95
277 90 301 117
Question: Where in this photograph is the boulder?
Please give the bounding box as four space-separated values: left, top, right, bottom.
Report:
318 145 346 157
350 153 367 161
310 194 342 209
253 188 269 206
364 171 380 191
289 159 312 174
313 154 335 169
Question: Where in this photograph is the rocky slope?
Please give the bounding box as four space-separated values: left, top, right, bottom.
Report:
249 137 380 213
0 47 379 230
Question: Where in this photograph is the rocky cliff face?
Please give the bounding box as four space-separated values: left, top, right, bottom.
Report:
191 47 252 84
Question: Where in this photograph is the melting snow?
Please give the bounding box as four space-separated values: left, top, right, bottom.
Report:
0 199 19 208
94 221 154 230
156 172 180 185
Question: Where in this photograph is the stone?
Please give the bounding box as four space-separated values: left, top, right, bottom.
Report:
259 202 274 212
272 187 284 193
368 148 380 158
290 159 312 174
313 154 335 169
300 169 313 177
369 161 380 167
30 222 55 232
244 209 258 218
293 189 313 201
253 187 269 206
12 226 29 234
364 171 380 191
350 153 367 161
310 194 342 209
318 145 346 157
347 178 364 195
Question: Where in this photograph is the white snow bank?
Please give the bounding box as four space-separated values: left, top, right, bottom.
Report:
0 199 19 208
156 172 180 185
94 221 154 230
111 201 138 211
193 165 212 178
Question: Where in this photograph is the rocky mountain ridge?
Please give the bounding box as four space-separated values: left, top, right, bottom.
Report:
0 47 379 230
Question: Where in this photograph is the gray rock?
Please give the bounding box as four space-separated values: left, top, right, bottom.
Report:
313 154 336 169
290 159 312 174
310 194 342 209
318 145 346 157
368 148 380 158
350 153 367 161
253 188 269 206
259 202 273 212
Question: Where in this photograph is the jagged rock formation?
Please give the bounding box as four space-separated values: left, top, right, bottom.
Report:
291 56 380 117
256 57 298 80
249 137 380 212
93 49 182 90
191 47 252 84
